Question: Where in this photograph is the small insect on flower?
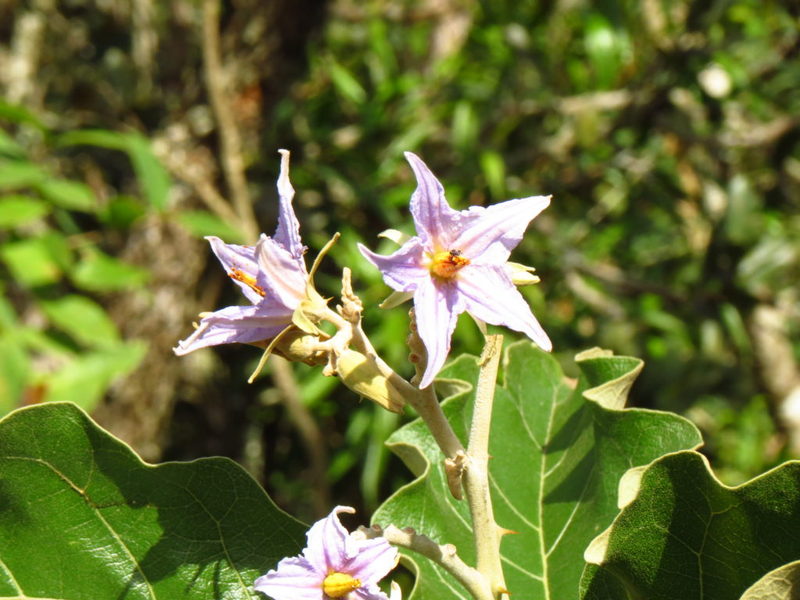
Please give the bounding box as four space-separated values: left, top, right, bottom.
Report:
359 152 553 388
254 506 398 600
429 248 470 279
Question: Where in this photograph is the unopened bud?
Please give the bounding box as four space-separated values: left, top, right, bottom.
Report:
336 349 406 413
506 261 541 286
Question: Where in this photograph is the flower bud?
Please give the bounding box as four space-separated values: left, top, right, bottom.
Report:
335 349 406 413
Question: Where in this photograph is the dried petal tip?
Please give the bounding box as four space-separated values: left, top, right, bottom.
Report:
277 149 294 199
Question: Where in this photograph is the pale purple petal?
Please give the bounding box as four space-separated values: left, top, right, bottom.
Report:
453 195 551 263
404 152 462 249
352 584 391 600
414 278 464 388
344 537 398 585
173 304 290 355
456 264 552 351
206 236 263 305
256 234 308 310
302 506 356 575
357 240 428 293
254 555 322 600
272 149 306 260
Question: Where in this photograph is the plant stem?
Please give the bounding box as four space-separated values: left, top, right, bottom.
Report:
463 334 508 599
406 384 465 460
363 525 495 600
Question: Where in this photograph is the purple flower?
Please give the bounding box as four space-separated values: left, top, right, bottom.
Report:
254 506 398 600
174 150 308 355
359 152 552 388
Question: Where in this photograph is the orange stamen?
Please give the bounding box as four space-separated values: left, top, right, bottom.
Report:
429 249 470 279
229 268 266 297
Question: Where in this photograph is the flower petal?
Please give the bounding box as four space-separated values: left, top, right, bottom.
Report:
254 555 323 600
173 304 291 355
256 234 308 309
358 240 428 293
404 152 462 249
206 236 263 305
456 264 552 351
273 149 306 260
452 195 550 264
303 506 357 575
414 278 464 388
352 584 391 600
343 537 398 585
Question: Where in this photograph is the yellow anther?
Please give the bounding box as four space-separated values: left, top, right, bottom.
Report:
229 268 266 297
429 249 470 279
322 572 361 597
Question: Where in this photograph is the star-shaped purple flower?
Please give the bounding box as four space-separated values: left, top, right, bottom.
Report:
254 506 398 600
359 152 552 388
174 150 308 356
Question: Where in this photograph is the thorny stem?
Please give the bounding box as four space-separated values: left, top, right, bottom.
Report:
463 334 508 599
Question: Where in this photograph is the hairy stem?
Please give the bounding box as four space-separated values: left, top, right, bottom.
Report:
361 525 494 600
463 334 508 599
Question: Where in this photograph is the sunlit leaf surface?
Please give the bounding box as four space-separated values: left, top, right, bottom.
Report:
0 403 306 599
374 342 702 599
581 452 800 600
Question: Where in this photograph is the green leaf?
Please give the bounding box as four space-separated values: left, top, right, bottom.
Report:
330 61 368 104
0 402 307 598
57 129 131 150
177 210 246 243
126 133 170 211
39 294 121 348
581 452 800 600
0 234 71 286
71 250 150 291
0 195 49 228
40 341 146 409
0 160 47 190
37 178 97 211
373 343 702 600
0 100 46 129
0 130 25 158
57 130 170 210
740 560 800 600
479 150 506 199
0 334 30 412
100 195 147 229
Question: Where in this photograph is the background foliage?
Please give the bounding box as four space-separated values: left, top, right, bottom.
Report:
0 0 798 527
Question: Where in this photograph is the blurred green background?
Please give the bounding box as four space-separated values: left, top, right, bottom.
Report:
1 0 798 523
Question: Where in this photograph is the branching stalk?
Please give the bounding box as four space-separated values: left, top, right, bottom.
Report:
359 525 494 600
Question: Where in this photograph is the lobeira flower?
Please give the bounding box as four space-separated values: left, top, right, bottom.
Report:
174 149 320 358
358 152 552 388
254 506 398 600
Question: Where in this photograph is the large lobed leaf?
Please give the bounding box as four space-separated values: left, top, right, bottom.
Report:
581 451 800 600
373 343 703 599
0 402 306 599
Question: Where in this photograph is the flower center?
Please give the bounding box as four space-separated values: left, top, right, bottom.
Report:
322 572 362 597
228 268 266 297
429 249 470 279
